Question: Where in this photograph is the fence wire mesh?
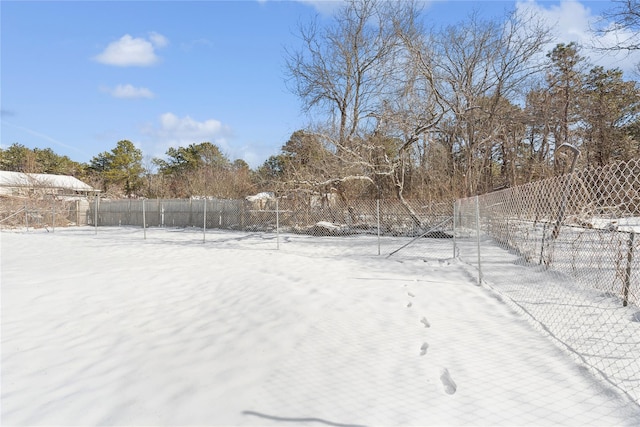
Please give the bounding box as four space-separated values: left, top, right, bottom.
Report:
87 197 455 259
0 197 90 230
455 158 640 405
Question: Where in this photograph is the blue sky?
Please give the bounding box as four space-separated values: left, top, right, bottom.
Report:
1 0 638 169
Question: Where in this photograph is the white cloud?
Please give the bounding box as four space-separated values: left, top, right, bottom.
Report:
93 33 168 67
148 31 169 48
101 84 155 99
141 113 233 158
158 113 227 138
516 0 640 74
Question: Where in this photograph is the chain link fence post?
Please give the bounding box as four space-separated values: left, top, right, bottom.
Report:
276 197 280 250
52 199 56 233
623 232 635 307
453 200 458 258
203 199 207 243
475 195 482 285
142 199 147 240
377 199 381 256
94 195 99 235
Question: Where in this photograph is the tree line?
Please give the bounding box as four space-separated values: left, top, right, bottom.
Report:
0 141 257 199
1 0 639 204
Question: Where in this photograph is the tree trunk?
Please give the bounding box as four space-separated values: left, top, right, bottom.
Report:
393 156 422 227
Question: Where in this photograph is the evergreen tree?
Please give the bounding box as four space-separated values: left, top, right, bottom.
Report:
90 140 144 197
581 66 640 166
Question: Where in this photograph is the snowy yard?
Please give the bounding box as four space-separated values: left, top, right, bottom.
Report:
2 227 640 426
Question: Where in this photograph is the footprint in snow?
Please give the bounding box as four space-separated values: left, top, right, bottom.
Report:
408 292 415 297
407 301 413 308
440 368 457 395
420 342 429 356
421 317 431 328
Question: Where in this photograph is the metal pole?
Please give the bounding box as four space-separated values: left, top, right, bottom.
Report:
203 199 207 243
377 199 381 256
142 199 147 240
452 201 458 258
276 198 280 250
475 196 483 285
94 195 99 235
623 232 635 307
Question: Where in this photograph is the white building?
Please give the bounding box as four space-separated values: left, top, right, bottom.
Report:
0 171 99 198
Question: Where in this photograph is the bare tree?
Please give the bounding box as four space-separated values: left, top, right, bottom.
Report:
285 0 402 149
597 0 640 52
396 9 552 196
285 0 421 216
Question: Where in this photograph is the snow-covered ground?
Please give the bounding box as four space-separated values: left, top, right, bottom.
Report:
2 227 640 426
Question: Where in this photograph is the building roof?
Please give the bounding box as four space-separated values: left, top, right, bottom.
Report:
0 171 98 193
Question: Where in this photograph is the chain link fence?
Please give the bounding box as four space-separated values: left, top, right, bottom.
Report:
455 158 640 405
84 196 455 258
0 197 90 230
